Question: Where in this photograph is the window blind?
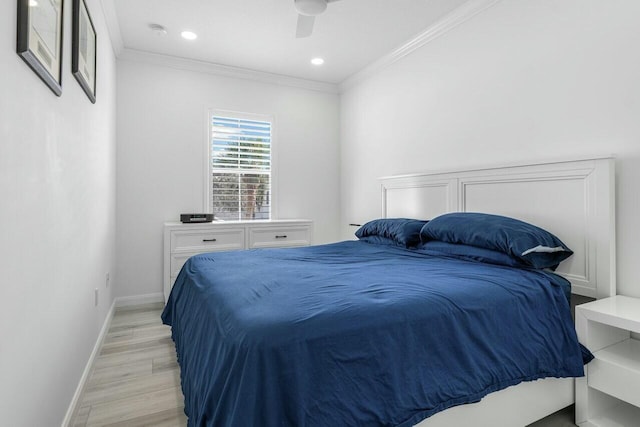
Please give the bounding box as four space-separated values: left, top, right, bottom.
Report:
210 114 271 221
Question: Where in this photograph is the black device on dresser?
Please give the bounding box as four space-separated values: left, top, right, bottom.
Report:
180 213 214 223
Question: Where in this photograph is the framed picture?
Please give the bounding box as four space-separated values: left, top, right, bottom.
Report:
16 0 64 96
72 0 96 103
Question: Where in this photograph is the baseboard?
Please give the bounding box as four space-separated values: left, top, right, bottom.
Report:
61 298 117 427
115 293 164 307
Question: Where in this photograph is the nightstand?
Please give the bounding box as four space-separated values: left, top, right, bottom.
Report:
575 295 640 426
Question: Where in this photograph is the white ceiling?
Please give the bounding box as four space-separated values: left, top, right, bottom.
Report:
108 0 470 84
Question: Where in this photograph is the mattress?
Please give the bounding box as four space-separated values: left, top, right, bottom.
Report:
162 240 587 427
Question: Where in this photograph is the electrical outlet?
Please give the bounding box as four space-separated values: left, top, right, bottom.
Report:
106 272 110 288
95 288 99 306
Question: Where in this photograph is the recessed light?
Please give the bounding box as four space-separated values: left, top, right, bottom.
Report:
149 23 167 36
181 31 198 40
29 0 38 6
311 57 324 66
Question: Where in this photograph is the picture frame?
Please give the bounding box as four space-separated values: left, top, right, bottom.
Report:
16 0 64 96
72 0 96 103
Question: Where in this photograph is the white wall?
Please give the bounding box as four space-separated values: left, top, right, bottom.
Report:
340 0 640 297
116 57 341 298
0 0 117 425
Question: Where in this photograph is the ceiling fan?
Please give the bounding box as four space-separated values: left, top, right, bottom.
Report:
295 0 342 38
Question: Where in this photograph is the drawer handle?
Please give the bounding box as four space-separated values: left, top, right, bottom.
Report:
275 235 288 239
202 238 217 242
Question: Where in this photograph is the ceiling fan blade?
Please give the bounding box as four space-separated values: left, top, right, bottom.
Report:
296 14 315 38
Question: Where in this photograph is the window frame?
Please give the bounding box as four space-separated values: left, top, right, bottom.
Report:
203 108 277 221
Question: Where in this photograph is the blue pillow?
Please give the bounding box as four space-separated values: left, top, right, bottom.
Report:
358 235 405 247
419 212 573 269
417 241 526 268
355 218 428 248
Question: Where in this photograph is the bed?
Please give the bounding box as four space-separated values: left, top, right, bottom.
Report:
163 157 615 426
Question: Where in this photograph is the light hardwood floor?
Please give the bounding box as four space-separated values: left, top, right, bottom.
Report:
71 303 577 427
71 303 186 427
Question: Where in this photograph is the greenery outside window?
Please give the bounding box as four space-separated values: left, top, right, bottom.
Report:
208 111 272 221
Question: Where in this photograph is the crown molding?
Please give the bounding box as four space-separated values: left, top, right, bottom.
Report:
118 49 339 94
339 0 502 92
98 0 124 56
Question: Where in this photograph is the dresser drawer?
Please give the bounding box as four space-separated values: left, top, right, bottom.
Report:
249 226 311 249
171 228 245 252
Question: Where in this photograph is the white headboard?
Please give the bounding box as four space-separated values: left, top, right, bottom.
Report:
379 158 616 299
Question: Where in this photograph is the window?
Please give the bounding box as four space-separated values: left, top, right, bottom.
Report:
207 111 272 221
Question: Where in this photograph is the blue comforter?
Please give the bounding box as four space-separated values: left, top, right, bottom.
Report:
162 241 586 427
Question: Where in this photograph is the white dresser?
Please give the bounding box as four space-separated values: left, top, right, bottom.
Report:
163 219 313 301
